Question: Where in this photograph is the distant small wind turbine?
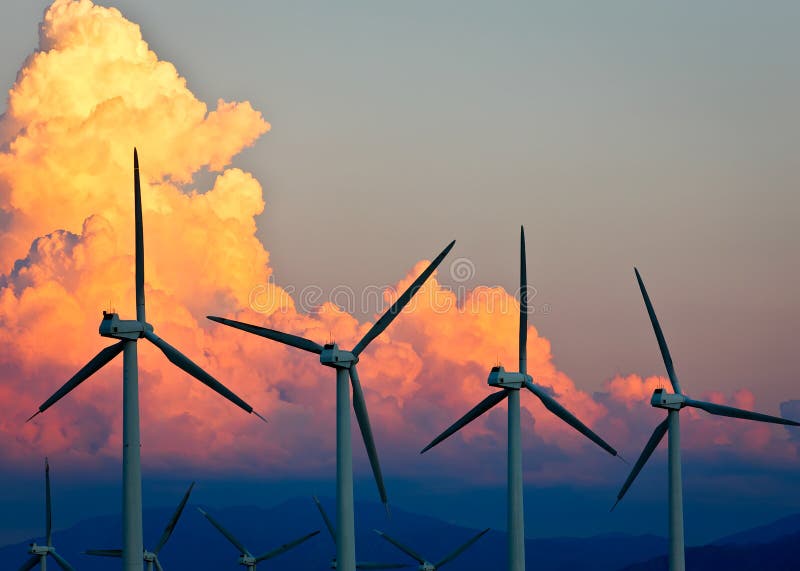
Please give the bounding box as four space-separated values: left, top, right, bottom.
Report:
85 481 195 571
197 507 319 570
208 239 455 571
312 496 408 570
27 149 265 571
17 459 75 571
373 527 489 571
613 268 800 571
421 227 618 571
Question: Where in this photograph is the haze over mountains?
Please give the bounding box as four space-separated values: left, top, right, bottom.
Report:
3 498 799 571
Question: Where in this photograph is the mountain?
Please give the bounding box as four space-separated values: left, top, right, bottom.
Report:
3 497 798 571
1 497 664 570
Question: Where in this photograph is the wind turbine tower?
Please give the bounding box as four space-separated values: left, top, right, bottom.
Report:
613 268 800 571
27 150 266 571
422 227 618 571
209 240 455 571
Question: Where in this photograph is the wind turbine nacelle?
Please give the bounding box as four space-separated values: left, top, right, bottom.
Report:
28 543 50 555
420 563 436 571
143 551 155 562
320 343 357 368
239 554 256 566
99 312 152 340
488 366 530 389
651 388 685 410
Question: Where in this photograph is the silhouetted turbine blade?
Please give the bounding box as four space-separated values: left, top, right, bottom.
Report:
17 555 39 571
48 551 76 571
27 341 126 421
353 240 456 357
256 530 320 562
312 496 336 543
154 481 195 555
84 549 122 557
373 530 426 564
519 226 527 373
134 148 146 323
154 557 165 571
435 528 491 568
684 398 800 426
613 417 669 510
524 381 617 456
207 316 323 354
45 458 52 546
634 268 681 394
144 331 266 421
350 366 388 506
421 390 509 454
197 508 252 557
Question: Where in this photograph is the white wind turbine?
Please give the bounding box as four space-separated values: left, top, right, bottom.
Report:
312 496 409 570
85 481 195 571
373 527 489 571
421 227 618 571
208 239 455 571
613 267 800 571
27 149 266 571
198 507 319 570
17 459 75 571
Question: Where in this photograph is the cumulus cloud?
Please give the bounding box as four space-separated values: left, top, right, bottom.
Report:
0 1 796 490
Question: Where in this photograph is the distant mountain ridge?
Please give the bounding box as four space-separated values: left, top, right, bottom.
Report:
1 497 797 571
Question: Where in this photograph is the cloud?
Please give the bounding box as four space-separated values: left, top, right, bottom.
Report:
0 0 796 493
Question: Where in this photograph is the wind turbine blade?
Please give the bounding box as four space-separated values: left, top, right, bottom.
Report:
634 268 681 394
350 366 388 506
421 390 509 454
613 417 669 509
519 226 527 374
154 557 165 571
27 341 126 421
197 508 252 557
133 148 146 322
435 528 490 568
356 563 412 569
83 549 122 557
373 530 426 564
207 316 323 354
153 482 195 555
312 496 336 543
684 398 800 426
255 530 320 562
45 458 52 546
17 555 39 571
524 381 617 456
48 551 76 571
144 331 266 421
353 240 456 357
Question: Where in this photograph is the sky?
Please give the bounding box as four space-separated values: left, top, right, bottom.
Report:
0 0 798 550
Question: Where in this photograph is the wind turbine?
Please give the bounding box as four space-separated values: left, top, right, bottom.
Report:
208 239 455 571
85 481 195 571
312 496 408 570
17 459 75 571
613 267 800 571
373 527 489 571
26 149 266 571
197 507 319 570
421 227 618 571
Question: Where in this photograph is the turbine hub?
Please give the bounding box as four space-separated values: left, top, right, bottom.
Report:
320 343 357 369
487 366 530 389
650 388 685 410
99 311 153 340
239 554 256 566
143 551 156 562
421 563 436 571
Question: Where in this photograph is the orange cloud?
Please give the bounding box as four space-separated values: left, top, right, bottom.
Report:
0 1 796 489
